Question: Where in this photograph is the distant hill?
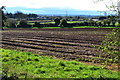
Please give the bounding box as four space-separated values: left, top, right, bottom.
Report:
5 7 104 16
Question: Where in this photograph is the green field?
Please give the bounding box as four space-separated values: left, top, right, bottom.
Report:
27 21 82 24
35 26 118 29
1 49 119 79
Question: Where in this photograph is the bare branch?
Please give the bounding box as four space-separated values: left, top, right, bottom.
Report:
0 6 6 10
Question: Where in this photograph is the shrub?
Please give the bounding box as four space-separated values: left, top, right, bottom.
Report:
34 58 39 61
83 21 89 26
97 21 102 27
34 68 46 74
98 28 120 64
58 61 66 67
103 19 107 26
118 20 120 27
17 20 31 28
4 19 17 28
33 22 41 27
2 57 9 62
54 18 60 26
106 19 111 26
60 19 68 27
111 20 116 26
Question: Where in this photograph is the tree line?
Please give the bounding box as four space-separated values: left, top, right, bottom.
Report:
5 11 38 20
2 11 120 29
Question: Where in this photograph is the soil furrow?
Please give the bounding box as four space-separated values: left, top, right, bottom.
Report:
2 41 78 54
2 44 104 63
2 40 98 56
3 37 100 48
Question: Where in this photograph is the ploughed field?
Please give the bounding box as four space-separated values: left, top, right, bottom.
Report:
1 28 114 64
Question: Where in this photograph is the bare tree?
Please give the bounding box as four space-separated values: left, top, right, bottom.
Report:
117 1 120 18
1 6 6 10
94 0 120 17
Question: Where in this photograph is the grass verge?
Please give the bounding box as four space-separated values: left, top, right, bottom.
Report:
0 48 119 79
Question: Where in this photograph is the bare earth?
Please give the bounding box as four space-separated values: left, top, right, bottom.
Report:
1 28 119 71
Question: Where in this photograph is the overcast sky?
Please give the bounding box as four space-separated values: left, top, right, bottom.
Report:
1 0 117 11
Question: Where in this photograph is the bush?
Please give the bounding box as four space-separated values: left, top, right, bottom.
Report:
17 20 31 28
106 19 111 26
33 22 41 27
83 21 89 26
54 18 60 26
111 20 116 26
60 19 68 27
103 19 107 26
4 19 17 28
98 28 120 64
97 21 102 27
48 23 56 27
118 20 120 27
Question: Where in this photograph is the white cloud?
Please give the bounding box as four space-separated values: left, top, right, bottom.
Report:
0 0 115 11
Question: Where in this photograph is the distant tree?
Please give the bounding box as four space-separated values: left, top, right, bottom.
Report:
5 19 18 28
17 20 28 28
33 22 42 28
28 14 38 19
54 18 60 26
106 18 111 26
60 19 68 27
110 16 117 26
94 0 120 27
5 13 14 18
98 21 102 27
14 11 27 20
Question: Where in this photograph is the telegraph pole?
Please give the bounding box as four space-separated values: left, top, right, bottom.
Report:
0 8 1 80
0 6 6 30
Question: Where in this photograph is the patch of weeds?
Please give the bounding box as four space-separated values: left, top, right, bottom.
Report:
34 68 46 74
2 57 9 62
27 58 32 61
58 61 66 67
34 58 39 61
98 28 120 64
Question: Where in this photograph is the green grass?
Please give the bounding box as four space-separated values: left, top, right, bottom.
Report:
1 48 119 79
73 26 98 28
72 26 119 28
32 27 39 29
67 21 84 23
3 26 119 29
28 22 34 25
28 21 83 24
39 26 119 29
42 27 61 29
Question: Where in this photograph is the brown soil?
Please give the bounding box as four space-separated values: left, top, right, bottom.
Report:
1 28 119 72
